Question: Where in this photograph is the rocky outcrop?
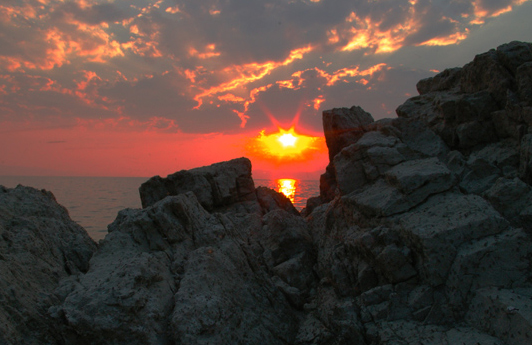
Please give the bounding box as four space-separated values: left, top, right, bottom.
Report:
139 157 257 211
305 40 532 344
3 41 532 344
0 186 97 345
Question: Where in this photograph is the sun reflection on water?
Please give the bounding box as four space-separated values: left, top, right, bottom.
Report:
277 178 297 204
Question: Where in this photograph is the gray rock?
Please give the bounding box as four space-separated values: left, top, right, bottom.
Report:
496 41 532 74
520 134 532 183
322 105 374 161
385 157 454 195
344 157 454 218
460 49 514 105
256 186 300 216
55 192 300 344
366 320 504 345
0 186 96 345
460 159 501 195
446 228 532 312
517 61 532 105
398 192 509 286
467 287 532 345
484 177 532 224
416 67 462 94
139 157 257 210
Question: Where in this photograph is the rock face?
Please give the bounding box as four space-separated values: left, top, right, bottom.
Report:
3 41 532 344
0 186 97 345
139 157 257 211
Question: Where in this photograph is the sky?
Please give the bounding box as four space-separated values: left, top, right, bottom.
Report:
1 0 531 179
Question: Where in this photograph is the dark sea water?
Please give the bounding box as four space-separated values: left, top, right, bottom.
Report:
0 176 319 241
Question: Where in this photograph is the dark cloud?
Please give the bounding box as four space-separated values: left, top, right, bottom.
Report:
0 0 531 136
52 2 131 26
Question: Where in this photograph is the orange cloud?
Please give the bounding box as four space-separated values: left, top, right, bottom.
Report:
192 45 313 108
188 44 221 59
338 12 416 54
218 94 246 103
310 95 325 110
418 30 469 46
165 6 181 14
469 0 524 25
288 63 387 88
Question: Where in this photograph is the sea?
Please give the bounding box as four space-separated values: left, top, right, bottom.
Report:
0 176 319 241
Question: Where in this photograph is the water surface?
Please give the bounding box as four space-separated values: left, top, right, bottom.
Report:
1 176 319 241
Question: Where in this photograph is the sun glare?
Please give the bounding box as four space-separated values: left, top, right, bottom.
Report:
277 178 297 203
278 132 297 147
245 127 326 163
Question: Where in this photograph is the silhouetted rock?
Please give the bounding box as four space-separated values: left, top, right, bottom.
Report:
0 185 96 345
139 157 257 210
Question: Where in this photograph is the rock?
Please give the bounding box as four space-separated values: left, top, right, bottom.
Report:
467 287 532 345
397 192 509 286
416 67 462 94
343 157 454 218
322 106 374 162
319 106 375 202
517 62 532 105
460 49 514 105
55 192 300 344
496 41 532 75
446 228 532 313
520 134 532 183
366 320 504 345
0 185 97 345
139 157 257 210
459 159 501 195
256 186 300 216
484 177 532 225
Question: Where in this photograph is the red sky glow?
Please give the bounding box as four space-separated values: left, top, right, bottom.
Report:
1 0 531 179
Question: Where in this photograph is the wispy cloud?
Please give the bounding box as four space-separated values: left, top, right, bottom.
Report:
0 0 530 134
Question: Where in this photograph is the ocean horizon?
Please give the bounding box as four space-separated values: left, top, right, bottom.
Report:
0 176 319 241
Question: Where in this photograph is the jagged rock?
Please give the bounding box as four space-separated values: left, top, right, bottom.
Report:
139 157 257 210
446 228 532 313
256 186 300 216
467 287 532 345
343 157 454 218
416 67 462 94
365 320 504 345
0 186 97 345
320 106 375 201
520 134 532 183
397 192 509 286
484 177 532 225
322 106 374 161
54 192 300 344
517 62 532 105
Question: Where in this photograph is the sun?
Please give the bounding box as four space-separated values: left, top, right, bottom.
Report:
278 133 297 147
245 126 326 163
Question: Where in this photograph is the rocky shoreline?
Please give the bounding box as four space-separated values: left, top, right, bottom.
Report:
2 41 532 344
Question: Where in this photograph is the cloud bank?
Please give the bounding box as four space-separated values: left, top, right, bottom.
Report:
0 0 530 137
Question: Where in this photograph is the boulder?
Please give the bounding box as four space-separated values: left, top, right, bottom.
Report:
139 157 257 210
322 106 374 161
397 192 509 286
0 186 97 345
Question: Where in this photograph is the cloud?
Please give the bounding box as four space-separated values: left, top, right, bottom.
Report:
0 0 530 137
